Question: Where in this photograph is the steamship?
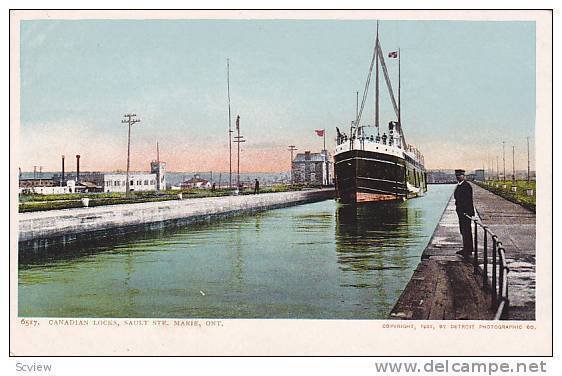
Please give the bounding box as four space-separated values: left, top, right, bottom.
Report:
334 24 427 204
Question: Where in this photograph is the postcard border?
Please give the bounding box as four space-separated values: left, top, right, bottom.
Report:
8 8 554 358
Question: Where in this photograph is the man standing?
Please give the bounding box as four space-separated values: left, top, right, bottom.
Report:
454 169 475 259
254 179 260 195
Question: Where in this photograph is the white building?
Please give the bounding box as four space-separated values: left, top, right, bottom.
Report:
150 160 166 190
19 180 77 195
180 175 212 189
19 160 167 195
103 173 158 193
103 160 166 193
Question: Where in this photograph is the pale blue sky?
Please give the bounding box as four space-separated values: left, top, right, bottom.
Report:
20 19 535 172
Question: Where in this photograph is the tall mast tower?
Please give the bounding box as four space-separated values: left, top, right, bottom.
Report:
227 59 233 189
375 21 380 134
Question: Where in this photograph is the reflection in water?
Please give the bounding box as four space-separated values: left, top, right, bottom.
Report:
335 202 425 314
19 225 185 268
337 202 412 270
18 185 454 319
230 221 245 296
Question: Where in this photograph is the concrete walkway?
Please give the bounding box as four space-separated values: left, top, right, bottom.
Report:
389 194 495 320
19 189 335 249
390 182 536 320
472 183 536 320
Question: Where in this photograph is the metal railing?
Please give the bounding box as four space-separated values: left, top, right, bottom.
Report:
465 213 510 320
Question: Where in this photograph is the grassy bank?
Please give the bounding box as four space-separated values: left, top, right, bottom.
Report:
18 184 311 213
474 180 536 213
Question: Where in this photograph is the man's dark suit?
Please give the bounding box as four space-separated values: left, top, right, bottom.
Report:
454 180 475 256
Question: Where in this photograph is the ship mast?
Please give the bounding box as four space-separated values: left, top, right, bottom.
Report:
397 48 407 149
353 21 406 146
375 21 380 134
398 48 401 132
351 22 379 149
397 48 405 149
376 39 406 149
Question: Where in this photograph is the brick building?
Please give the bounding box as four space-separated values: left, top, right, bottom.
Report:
291 150 331 185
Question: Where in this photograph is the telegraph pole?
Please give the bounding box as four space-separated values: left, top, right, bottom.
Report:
61 155 65 186
502 141 506 182
496 156 499 180
227 59 233 188
512 145 516 183
232 115 245 188
122 113 141 197
288 145 298 184
527 136 531 183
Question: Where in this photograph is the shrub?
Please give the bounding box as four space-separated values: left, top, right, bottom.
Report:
475 180 536 213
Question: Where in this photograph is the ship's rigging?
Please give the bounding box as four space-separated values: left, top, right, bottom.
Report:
334 21 426 204
352 21 406 150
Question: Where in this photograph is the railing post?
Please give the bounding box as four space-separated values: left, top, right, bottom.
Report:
465 213 509 320
492 237 498 307
483 228 488 289
502 254 509 318
498 248 504 299
473 219 478 274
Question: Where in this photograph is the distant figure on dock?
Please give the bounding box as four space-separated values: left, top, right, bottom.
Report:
454 169 475 259
254 179 260 194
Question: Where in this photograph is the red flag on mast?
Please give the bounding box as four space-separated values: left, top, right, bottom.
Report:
315 129 325 137
388 51 398 58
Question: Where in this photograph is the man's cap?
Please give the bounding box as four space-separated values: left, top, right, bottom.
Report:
455 169 465 175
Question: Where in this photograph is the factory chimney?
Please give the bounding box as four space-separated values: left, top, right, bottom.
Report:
76 154 80 183
61 155 65 187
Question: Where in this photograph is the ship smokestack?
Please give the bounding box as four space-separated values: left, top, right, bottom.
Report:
61 155 65 186
76 154 80 183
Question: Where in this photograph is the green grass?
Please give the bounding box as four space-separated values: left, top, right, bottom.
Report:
18 184 310 212
475 180 536 213
18 192 124 203
19 200 84 212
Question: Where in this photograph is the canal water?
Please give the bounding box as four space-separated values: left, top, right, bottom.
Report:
18 184 454 319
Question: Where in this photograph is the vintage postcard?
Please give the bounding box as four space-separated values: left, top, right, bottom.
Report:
9 10 552 356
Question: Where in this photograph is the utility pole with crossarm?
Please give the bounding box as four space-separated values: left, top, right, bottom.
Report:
122 113 141 197
232 115 245 189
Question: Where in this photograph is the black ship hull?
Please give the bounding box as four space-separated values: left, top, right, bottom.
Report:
334 149 427 204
